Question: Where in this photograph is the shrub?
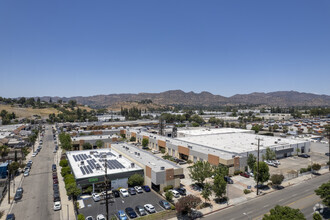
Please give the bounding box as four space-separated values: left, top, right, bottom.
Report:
160 148 166 154
130 136 136 142
244 189 251 194
127 174 144 186
83 186 93 195
187 160 193 164
312 163 321 172
77 214 85 220
165 190 173 201
163 185 173 192
61 167 71 177
60 159 68 167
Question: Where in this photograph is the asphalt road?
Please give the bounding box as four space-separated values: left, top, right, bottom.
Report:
11 125 60 220
205 173 330 220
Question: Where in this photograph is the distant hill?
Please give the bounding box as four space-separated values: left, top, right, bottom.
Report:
36 90 330 108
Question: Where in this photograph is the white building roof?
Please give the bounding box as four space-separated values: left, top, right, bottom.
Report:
72 134 118 141
66 149 143 180
177 128 252 137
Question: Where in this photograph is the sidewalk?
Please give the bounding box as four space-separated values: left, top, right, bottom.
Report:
0 135 39 219
168 169 329 220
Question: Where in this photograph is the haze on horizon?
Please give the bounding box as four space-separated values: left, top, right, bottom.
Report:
1 0 330 98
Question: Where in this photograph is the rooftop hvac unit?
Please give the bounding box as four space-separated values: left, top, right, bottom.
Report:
278 139 281 141
160 166 165 170
119 154 122 158
80 161 84 165
122 146 125 148
137 153 140 156
131 163 135 168
275 141 278 144
135 152 137 155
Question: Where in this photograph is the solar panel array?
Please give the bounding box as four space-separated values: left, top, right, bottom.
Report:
106 160 125 170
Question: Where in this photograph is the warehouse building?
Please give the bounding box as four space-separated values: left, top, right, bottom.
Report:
111 143 183 192
71 134 119 150
66 149 144 190
121 127 310 174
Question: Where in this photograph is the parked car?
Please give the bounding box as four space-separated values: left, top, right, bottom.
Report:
112 190 120 198
53 194 60 202
85 216 94 220
96 214 106 220
32 153 37 157
170 190 180 198
135 205 147 216
240 172 250 178
117 210 128 220
176 188 186 196
134 186 143 193
128 187 136 195
54 201 61 211
142 185 150 192
24 170 29 177
144 204 156 213
53 179 58 184
92 193 101 202
159 200 171 210
14 191 22 201
120 188 129 197
224 176 233 184
17 187 23 193
52 164 57 171
125 207 137 218
298 154 310 158
5 214 15 220
325 152 329 156
248 172 254 177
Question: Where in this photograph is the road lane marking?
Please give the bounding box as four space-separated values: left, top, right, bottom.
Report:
263 204 269 208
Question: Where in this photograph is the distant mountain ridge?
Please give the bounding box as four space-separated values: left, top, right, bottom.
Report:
36 90 330 108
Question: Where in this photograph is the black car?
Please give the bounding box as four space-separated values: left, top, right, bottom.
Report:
112 190 120 198
14 191 22 201
54 193 60 202
128 187 136 195
53 183 59 190
176 188 186 196
6 214 15 220
159 200 171 210
298 154 310 158
125 207 137 218
52 164 57 171
224 176 233 184
135 205 147 216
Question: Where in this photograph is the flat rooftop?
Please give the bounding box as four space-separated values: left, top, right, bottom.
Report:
72 134 119 141
176 133 309 154
177 128 252 136
66 149 143 180
111 143 181 172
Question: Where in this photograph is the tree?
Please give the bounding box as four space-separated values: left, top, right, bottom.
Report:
213 174 227 201
175 195 201 215
77 214 85 220
311 163 321 172
127 174 144 186
59 159 68 167
296 148 300 156
213 164 229 177
8 162 20 174
315 181 330 207
265 148 276 160
61 167 71 177
142 138 149 149
270 174 284 188
201 183 212 204
95 140 104 148
247 154 256 172
262 205 306 220
313 212 322 220
65 182 82 199
59 132 72 151
82 142 92 150
165 190 173 202
130 136 136 142
189 161 213 186
254 161 270 185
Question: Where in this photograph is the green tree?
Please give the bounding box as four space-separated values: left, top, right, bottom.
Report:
254 161 270 185
189 161 213 186
213 164 229 177
127 174 144 186
312 212 322 220
65 182 82 199
165 190 173 202
95 140 104 148
59 159 68 167
8 162 20 174
270 174 284 188
265 147 276 160
61 167 71 177
247 154 256 172
213 174 227 201
142 138 149 149
311 163 321 172
262 205 306 220
201 183 212 204
315 181 330 207
296 148 300 156
82 142 92 150
77 214 85 220
130 136 136 142
59 132 72 151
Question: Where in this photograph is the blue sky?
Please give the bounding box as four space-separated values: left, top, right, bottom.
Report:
0 0 329 98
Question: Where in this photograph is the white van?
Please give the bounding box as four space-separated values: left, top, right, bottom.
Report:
170 190 180 198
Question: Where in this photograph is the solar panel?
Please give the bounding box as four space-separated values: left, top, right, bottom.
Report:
80 167 86 175
84 154 88 159
73 155 77 162
87 165 93 173
83 166 89 174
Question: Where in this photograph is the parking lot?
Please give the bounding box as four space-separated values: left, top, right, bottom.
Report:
78 189 166 219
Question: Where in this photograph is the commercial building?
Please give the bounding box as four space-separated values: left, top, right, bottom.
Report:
71 134 119 150
111 143 183 192
122 127 310 174
66 149 144 190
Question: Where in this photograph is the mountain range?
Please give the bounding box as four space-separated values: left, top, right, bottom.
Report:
36 90 330 108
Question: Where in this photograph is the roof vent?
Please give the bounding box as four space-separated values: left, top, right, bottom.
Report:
131 163 135 168
135 152 137 155
119 154 122 158
137 153 140 156
160 166 165 170
80 161 84 165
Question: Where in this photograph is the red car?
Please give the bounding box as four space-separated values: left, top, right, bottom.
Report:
240 172 250 178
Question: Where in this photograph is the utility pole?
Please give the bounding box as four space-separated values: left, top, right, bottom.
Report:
326 126 330 171
256 137 262 196
104 155 109 220
8 170 10 204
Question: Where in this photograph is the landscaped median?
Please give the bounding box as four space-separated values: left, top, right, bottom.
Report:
136 210 176 220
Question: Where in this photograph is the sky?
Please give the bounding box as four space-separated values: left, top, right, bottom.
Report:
0 0 330 98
